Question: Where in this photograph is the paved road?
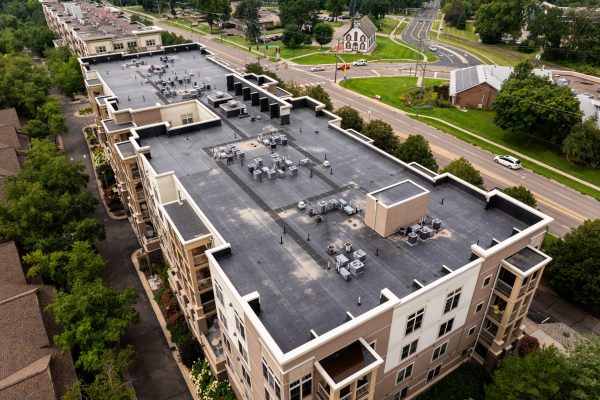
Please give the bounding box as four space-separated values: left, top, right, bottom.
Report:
61 99 193 400
156 24 600 237
401 0 481 67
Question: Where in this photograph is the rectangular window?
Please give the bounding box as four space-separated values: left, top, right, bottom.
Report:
439 318 454 338
95 45 106 53
290 373 312 400
265 388 271 400
235 313 246 340
401 339 418 361
432 342 448 361
427 365 442 382
127 41 137 49
223 335 231 352
238 340 247 363
181 113 193 125
393 387 409 400
242 365 251 387
113 42 124 50
146 39 156 46
405 309 424 335
444 288 461 313
215 282 224 304
262 359 281 399
396 363 413 384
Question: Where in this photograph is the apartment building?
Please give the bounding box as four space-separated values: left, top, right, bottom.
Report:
40 0 163 57
79 44 553 400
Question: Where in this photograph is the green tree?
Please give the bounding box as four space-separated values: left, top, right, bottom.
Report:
192 0 230 33
475 0 531 43
545 219 600 306
313 22 334 48
160 31 192 45
443 0 471 26
336 106 365 132
441 157 484 187
493 61 582 143
528 6 569 61
363 0 391 19
279 0 320 28
503 185 537 207
47 279 139 374
486 346 569 400
563 118 600 168
0 53 50 117
239 0 262 43
282 24 309 49
456 12 467 29
363 119 399 154
566 335 600 400
62 346 136 400
25 241 104 290
326 0 346 20
396 134 438 172
22 119 49 139
305 85 334 111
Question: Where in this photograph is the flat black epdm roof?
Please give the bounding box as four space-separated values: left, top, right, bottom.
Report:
93 48 538 353
505 247 549 273
371 180 427 205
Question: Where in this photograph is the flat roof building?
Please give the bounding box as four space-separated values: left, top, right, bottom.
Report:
80 44 553 400
40 0 163 57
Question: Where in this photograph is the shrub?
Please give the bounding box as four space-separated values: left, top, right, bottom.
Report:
179 337 204 368
518 335 540 357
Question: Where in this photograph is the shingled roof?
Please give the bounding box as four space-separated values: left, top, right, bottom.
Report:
357 15 377 38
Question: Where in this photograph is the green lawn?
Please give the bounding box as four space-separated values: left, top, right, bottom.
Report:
294 36 422 65
441 21 478 42
340 76 600 199
124 6 163 19
220 36 320 59
380 17 402 34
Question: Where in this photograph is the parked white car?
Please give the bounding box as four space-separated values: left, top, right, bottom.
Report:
352 59 368 66
310 65 325 72
428 45 438 52
494 155 522 169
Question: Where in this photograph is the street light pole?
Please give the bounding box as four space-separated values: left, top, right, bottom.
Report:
334 37 341 83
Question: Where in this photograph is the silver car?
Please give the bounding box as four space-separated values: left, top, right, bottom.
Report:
494 155 522 169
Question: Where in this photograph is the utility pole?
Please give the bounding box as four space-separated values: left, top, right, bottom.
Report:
415 61 427 117
334 37 341 83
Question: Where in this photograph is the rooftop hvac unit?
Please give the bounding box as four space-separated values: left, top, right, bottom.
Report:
284 159 294 168
299 158 310 166
339 267 352 282
253 170 262 180
339 199 348 208
289 165 298 175
227 100 238 107
328 199 339 211
419 226 432 240
353 249 366 262
335 254 349 267
432 218 442 230
267 169 277 179
255 158 263 167
261 166 269 174
247 164 255 174
348 260 364 276
343 205 356 216
276 169 285 178
407 232 418 245
317 200 328 214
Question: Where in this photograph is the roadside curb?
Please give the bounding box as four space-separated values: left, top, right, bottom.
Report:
131 250 200 400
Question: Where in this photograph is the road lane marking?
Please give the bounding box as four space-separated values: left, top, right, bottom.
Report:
371 69 380 76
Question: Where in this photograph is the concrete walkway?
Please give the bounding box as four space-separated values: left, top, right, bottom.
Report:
61 97 193 400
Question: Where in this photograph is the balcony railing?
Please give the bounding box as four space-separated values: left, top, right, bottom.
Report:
495 279 513 297
487 305 505 323
479 329 496 346
356 383 369 399
198 277 212 291
202 300 216 314
340 393 351 400
194 253 208 266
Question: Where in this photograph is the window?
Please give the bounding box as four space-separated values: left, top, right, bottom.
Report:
242 365 251 387
401 339 418 361
483 275 492 287
145 39 156 46
444 288 461 313
262 359 281 399
468 326 477 336
265 387 271 400
95 45 106 53
290 373 312 400
181 113 193 125
238 340 248 363
432 342 448 361
235 313 246 340
439 318 454 338
396 363 413 384
369 340 376 350
113 42 124 50
393 387 409 400
475 302 484 313
226 355 232 369
405 309 424 335
215 282 224 304
127 41 137 49
427 365 442 382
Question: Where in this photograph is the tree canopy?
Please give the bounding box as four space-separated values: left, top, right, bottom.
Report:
325 0 346 20
238 0 262 43
304 85 334 111
562 118 600 168
363 119 399 154
441 157 484 187
395 134 438 172
313 22 334 48
545 219 600 306
475 0 531 43
279 0 319 28
493 61 582 143
503 185 537 207
336 106 365 132
282 24 310 49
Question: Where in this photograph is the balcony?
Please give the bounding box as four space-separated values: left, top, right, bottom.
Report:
495 279 513 297
193 253 208 267
200 319 225 377
198 276 212 291
356 383 369 399
317 384 330 400
487 305 505 323
202 299 216 314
